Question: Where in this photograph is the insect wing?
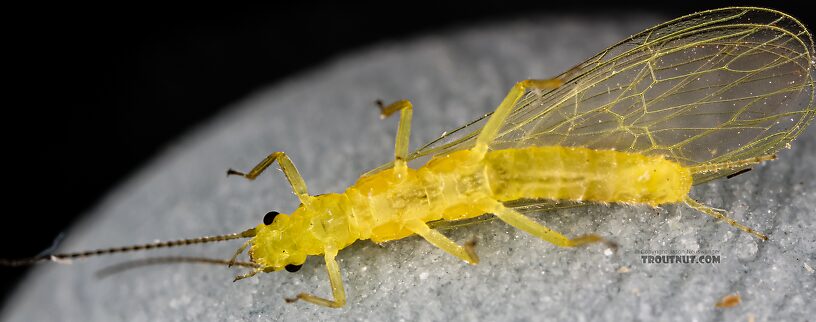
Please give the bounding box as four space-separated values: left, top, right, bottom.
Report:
494 7 816 184
373 8 816 186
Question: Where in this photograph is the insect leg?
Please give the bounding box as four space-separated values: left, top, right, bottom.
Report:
473 78 564 155
285 248 346 308
227 239 252 267
227 152 312 204
233 267 262 282
491 205 611 248
405 220 479 264
683 196 768 240
377 99 413 177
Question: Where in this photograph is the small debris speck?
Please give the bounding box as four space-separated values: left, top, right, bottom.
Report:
715 294 741 308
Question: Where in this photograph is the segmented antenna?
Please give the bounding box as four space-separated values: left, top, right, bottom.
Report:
96 256 261 278
0 228 256 267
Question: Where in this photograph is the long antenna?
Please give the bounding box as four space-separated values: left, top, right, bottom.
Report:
96 256 261 278
0 228 256 267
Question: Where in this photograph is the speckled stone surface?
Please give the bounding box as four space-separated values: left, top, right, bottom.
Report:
3 12 814 322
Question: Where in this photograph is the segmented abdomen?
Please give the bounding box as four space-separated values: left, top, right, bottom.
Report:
484 146 692 206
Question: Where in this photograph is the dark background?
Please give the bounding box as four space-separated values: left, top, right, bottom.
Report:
2 2 813 307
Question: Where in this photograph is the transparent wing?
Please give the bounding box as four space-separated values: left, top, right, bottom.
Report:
494 7 815 184
369 8 815 186
369 8 816 218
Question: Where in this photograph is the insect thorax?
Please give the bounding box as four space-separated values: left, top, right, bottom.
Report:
347 149 494 243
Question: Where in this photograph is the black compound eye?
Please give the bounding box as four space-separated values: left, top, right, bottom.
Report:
285 264 302 272
263 211 280 225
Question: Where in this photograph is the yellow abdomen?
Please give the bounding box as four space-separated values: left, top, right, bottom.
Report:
484 146 692 206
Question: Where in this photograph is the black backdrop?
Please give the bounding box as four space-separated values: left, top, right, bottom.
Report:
2 2 813 307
